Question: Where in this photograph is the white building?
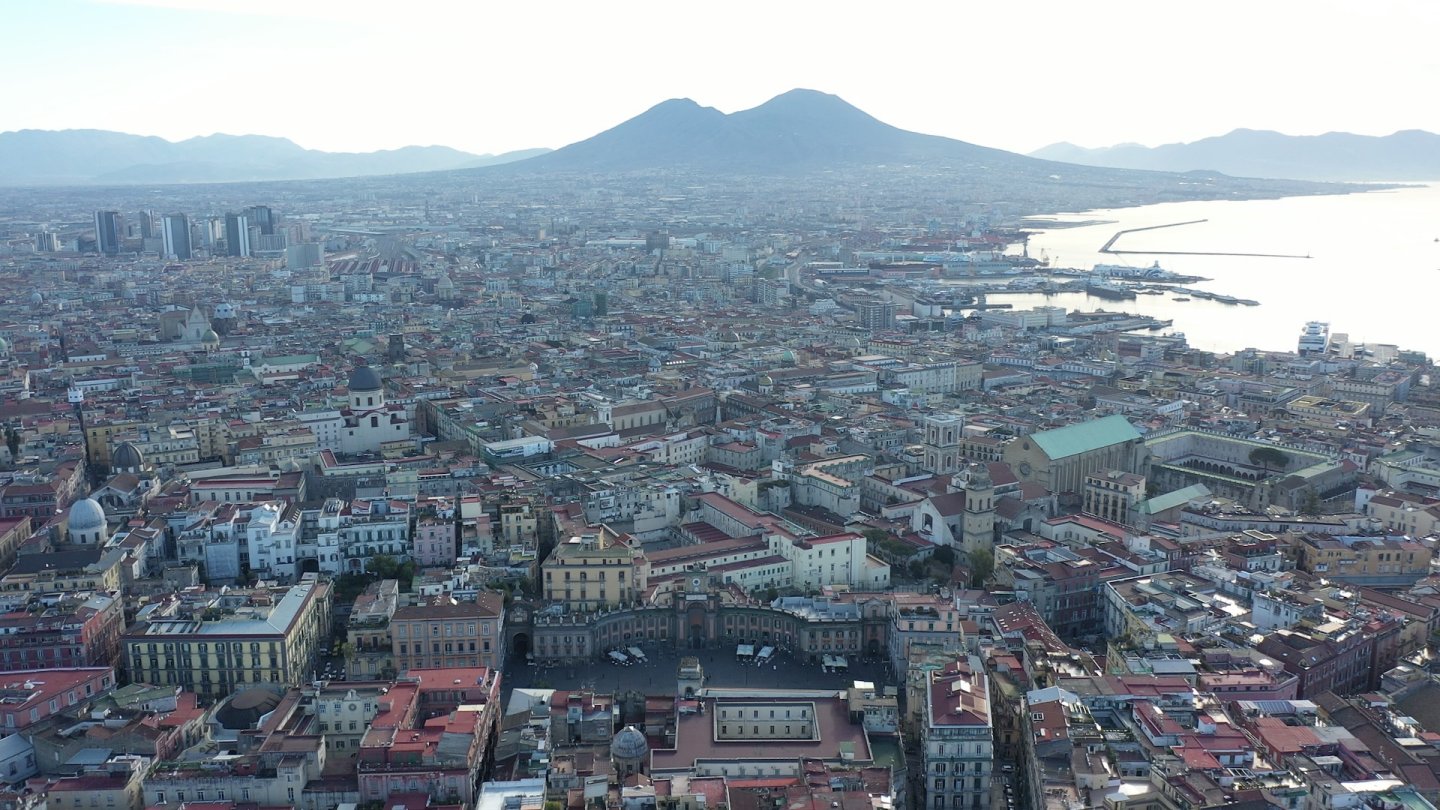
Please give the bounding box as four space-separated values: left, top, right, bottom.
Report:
245 502 302 582
338 366 410 456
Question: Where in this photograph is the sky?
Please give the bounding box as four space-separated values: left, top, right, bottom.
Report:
2 0 1437 156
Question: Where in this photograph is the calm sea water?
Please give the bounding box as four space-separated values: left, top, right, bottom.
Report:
1011 183 1440 357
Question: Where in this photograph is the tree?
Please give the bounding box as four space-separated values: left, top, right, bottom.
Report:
1249 446 1290 475
3 426 20 460
1301 489 1323 516
366 555 401 579
968 548 995 588
933 545 957 567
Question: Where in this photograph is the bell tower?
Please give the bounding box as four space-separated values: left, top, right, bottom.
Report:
958 463 996 555
922 412 964 475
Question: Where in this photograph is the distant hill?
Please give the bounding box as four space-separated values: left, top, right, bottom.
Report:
0 129 549 185
1031 129 1440 181
489 91 1340 214
511 88 1065 174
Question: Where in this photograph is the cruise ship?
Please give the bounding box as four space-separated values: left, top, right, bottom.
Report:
1298 321 1329 355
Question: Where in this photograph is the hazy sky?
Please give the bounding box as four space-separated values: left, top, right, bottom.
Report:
3 0 1436 156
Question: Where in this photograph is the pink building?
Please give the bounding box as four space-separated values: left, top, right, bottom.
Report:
413 517 455 567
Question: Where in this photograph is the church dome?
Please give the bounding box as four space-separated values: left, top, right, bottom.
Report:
757 374 774 387
611 725 649 761
348 365 382 392
202 329 220 345
28 292 43 306
112 442 144 471
215 688 283 730
69 498 106 531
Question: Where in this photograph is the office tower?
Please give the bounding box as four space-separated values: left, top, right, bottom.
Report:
93 210 121 255
162 214 192 260
137 210 156 239
34 232 59 252
224 213 250 257
244 205 275 235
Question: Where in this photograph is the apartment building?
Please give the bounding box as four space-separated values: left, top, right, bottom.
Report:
1294 533 1432 587
390 593 505 673
922 656 994 810
542 534 645 610
123 575 332 698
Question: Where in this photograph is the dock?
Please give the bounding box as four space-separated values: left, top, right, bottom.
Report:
1100 220 1310 259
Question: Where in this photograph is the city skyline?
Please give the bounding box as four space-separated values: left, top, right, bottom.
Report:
3 0 1436 157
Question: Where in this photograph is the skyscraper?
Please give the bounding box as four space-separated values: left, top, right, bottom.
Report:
224 213 250 257
244 205 275 235
162 214 192 260
93 210 121 255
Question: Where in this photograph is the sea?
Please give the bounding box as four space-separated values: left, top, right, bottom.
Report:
1004 182 1440 357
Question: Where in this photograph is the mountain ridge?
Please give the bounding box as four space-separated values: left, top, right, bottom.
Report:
508 88 1037 173
0 128 549 185
1030 129 1440 181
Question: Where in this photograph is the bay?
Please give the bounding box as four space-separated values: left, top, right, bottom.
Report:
1008 183 1440 357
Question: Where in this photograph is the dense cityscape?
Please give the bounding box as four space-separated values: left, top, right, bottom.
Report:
0 152 1433 810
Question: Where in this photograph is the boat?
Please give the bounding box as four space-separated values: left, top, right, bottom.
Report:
1085 281 1137 301
1172 297 1191 302
1298 321 1329 355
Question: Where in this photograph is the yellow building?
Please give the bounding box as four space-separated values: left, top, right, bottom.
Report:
123 575 332 698
1295 533 1432 587
86 419 142 466
0 547 125 593
542 534 645 611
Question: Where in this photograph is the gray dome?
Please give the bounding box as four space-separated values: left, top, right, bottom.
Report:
611 725 649 761
215 688 282 730
69 498 106 531
348 365 382 392
28 292 43 306
112 442 144 470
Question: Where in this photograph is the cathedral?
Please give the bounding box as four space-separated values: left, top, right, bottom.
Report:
157 306 218 347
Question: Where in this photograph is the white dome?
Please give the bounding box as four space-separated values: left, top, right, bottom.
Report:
69 498 106 531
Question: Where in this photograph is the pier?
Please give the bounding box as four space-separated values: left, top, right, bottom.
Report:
1100 219 1310 259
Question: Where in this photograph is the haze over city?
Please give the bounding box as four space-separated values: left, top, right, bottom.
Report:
2 5 1440 810
4 0 1438 155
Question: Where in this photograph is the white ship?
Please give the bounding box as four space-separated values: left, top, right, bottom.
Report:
1298 321 1330 355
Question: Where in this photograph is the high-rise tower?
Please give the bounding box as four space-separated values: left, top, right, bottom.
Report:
93 210 121 255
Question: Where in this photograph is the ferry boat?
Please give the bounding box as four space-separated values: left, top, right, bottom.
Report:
1085 281 1137 301
1298 321 1330 355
